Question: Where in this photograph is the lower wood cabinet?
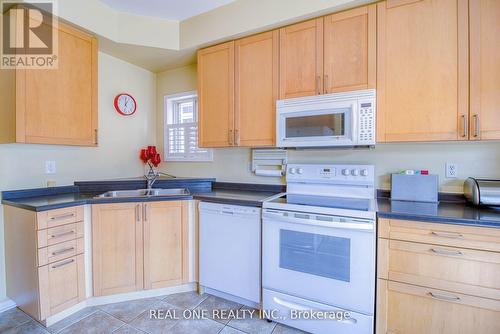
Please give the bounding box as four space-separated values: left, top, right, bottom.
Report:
377 218 500 334
92 201 189 296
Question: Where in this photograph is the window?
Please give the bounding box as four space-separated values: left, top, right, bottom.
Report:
164 91 213 161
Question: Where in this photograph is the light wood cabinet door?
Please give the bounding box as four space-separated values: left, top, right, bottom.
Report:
235 31 279 147
377 279 500 334
92 203 143 296
323 5 376 94
18 22 98 146
469 0 500 140
279 18 323 99
198 41 235 147
143 201 188 289
38 254 85 320
376 0 469 142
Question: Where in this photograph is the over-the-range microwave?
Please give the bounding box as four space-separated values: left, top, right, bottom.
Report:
276 89 376 148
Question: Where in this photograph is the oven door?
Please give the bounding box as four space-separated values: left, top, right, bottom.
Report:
262 209 375 314
277 102 357 147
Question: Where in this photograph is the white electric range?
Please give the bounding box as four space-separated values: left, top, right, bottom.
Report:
262 164 376 334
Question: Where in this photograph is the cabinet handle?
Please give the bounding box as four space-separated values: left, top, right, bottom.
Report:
144 204 148 222
430 231 464 239
324 75 329 94
428 292 461 302
228 130 234 145
51 230 75 239
460 115 467 138
430 248 463 256
51 258 75 269
136 204 141 221
94 129 98 145
50 213 75 221
316 76 321 95
235 129 240 146
52 247 75 256
473 114 479 138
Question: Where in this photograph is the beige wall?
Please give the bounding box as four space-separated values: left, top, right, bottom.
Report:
0 52 157 303
157 65 500 193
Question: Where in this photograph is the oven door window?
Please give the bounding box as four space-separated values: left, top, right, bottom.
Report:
279 229 350 282
285 109 349 138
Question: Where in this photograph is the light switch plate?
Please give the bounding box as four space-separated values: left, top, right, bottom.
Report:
45 161 56 174
446 162 458 178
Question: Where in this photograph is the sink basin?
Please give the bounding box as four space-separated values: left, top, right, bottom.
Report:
95 188 190 198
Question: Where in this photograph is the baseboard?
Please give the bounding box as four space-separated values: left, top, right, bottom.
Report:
0 299 16 313
45 282 197 327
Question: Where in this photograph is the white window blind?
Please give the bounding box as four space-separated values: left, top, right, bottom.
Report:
164 92 213 161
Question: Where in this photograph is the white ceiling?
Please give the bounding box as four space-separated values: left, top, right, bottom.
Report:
99 0 236 20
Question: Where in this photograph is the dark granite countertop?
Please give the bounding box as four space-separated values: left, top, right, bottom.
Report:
377 198 500 228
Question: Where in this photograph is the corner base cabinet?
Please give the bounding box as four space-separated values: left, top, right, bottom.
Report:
92 201 189 297
4 205 86 322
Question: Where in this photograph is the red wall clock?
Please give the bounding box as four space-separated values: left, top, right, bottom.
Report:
114 93 137 116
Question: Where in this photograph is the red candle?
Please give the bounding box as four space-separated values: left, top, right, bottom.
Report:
140 148 148 163
151 153 161 167
147 146 157 158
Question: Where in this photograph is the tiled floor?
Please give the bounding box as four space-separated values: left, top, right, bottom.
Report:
0 292 308 334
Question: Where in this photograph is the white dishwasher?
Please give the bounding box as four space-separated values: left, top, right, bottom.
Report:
199 202 261 305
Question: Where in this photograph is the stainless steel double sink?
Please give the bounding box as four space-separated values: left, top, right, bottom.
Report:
95 188 190 198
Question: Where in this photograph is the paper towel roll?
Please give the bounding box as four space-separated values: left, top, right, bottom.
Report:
255 169 282 177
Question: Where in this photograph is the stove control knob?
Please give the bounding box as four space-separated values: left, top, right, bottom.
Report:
361 169 369 177
297 168 304 175
351 169 360 176
289 168 296 174
342 169 350 176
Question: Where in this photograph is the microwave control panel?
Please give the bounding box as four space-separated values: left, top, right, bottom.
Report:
358 102 375 144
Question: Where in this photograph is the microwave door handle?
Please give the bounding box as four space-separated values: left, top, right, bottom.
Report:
272 297 358 325
262 212 373 231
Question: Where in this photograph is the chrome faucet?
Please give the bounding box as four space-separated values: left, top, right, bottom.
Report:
145 170 159 190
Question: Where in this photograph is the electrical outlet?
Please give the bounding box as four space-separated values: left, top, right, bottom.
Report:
446 162 458 178
45 161 56 174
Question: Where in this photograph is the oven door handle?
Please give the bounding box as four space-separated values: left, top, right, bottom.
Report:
263 211 373 231
272 297 358 325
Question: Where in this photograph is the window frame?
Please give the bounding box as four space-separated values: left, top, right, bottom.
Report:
164 91 213 162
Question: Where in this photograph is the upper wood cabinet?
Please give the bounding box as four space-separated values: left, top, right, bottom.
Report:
198 41 235 148
92 203 144 297
376 0 469 142
143 201 188 289
469 0 500 140
0 20 98 146
235 31 279 147
279 18 323 99
323 5 376 94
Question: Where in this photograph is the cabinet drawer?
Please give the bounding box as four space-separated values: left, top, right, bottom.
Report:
378 218 500 252
38 222 84 248
38 254 85 320
38 238 84 266
382 280 500 334
37 206 83 230
378 239 500 300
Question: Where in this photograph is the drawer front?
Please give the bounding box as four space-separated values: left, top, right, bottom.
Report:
38 238 84 266
381 239 500 300
378 218 500 252
37 206 84 230
384 280 500 334
38 254 85 320
38 222 84 248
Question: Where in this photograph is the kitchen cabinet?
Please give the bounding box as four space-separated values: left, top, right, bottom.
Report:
469 0 500 140
198 41 235 147
376 0 469 142
235 30 279 147
323 5 376 94
4 205 86 322
144 201 188 289
279 18 323 99
92 201 189 296
376 218 500 334
0 19 98 146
